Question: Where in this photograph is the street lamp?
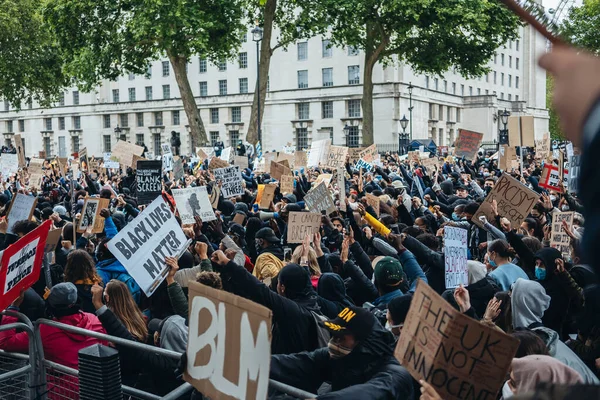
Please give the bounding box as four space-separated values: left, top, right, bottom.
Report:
399 115 409 155
408 82 414 141
499 109 510 145
114 125 122 141
343 124 350 147
252 24 264 146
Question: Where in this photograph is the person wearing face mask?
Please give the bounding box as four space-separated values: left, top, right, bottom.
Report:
386 294 411 340
487 239 529 291
269 306 414 399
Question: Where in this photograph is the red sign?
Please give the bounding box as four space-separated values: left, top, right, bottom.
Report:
455 130 484 160
539 164 568 192
0 220 52 312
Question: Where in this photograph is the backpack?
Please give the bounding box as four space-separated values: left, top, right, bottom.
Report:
105 271 142 305
310 311 331 348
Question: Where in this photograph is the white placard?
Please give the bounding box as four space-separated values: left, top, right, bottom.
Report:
444 227 468 289
163 153 174 172
7 193 36 233
307 139 331 168
171 187 217 224
214 166 244 198
103 153 120 169
0 154 19 177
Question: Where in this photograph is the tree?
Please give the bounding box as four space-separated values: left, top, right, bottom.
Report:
308 0 520 145
43 0 246 146
0 0 68 108
561 0 600 53
547 75 563 140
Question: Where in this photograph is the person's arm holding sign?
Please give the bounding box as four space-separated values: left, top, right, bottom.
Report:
165 257 189 319
388 233 427 292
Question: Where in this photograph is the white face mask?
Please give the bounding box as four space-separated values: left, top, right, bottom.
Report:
549 195 557 203
561 205 570 211
385 321 403 335
501 380 514 399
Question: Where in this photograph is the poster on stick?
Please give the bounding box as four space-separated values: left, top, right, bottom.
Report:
136 160 163 205
280 175 295 194
294 151 307 169
107 197 188 297
171 187 216 224
568 155 581 194
14 134 26 168
455 130 483 160
214 166 244 198
358 144 377 163
270 161 291 181
184 281 272 400
508 115 535 147
77 198 110 233
307 139 331 168
304 183 336 215
444 227 468 289
325 146 348 169
0 153 18 177
111 141 144 168
539 164 568 192
550 211 574 258
259 184 276 209
287 212 321 244
394 280 519 400
6 193 37 233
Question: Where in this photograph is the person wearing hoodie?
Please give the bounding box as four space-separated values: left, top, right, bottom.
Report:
511 278 599 383
253 227 285 281
506 355 583 397
269 305 414 400
95 235 142 305
568 285 600 375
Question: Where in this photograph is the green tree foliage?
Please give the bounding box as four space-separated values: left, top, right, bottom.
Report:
43 0 246 145
0 0 68 108
547 75 563 140
561 0 600 53
308 0 520 145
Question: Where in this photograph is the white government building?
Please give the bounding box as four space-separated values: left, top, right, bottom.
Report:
0 24 548 158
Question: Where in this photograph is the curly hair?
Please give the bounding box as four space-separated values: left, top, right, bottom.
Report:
196 271 223 289
64 250 101 284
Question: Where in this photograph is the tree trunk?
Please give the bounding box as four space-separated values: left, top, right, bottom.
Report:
168 52 208 148
246 0 277 146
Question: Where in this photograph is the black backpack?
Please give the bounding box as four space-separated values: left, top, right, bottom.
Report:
310 311 331 348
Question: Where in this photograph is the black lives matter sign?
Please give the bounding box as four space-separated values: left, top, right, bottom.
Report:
136 160 162 205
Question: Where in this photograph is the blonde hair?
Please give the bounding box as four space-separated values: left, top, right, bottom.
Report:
105 280 148 342
291 246 321 277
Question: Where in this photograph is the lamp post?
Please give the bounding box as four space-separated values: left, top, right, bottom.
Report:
343 124 350 147
252 24 264 146
499 109 510 146
114 125 122 141
408 82 414 141
399 115 409 155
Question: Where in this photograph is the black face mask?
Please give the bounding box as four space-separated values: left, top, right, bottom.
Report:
484 186 492 194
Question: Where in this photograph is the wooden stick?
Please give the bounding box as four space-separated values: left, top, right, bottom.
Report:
498 0 563 45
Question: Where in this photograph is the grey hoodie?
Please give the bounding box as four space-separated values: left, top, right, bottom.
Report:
511 278 599 384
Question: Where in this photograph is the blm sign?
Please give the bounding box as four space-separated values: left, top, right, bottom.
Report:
136 160 163 205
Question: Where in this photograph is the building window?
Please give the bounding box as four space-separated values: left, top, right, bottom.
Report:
42 118 51 131
219 80 228 95
199 57 207 73
516 76 519 89
456 109 461 122
103 135 112 152
500 92 504 99
494 54 497 64
162 85 170 99
120 114 128 128
516 58 520 70
447 107 452 122
136 134 145 146
461 84 465 96
128 73 135 81
516 95 519 101
210 131 219 146
477 88 481 95
231 107 241 123
508 75 512 87
4 121 12 134
58 117 65 131
298 42 308 61
146 65 152 78
210 108 219 124
494 71 497 84
239 78 248 94
162 61 170 77
425 77 430 89
322 68 333 87
348 66 360 85
516 40 520 51
145 86 153 101
297 103 310 120
73 91 79 105
112 89 120 103
501 73 504 85
469 86 473 95
322 101 333 119
486 73 489 83
297 70 308 89
137 112 144 127
429 104 434 119
128 88 136 102
72 136 80 154
73 116 81 130
241 32 247 42
218 60 227 71
296 128 308 150
348 46 359 56
452 82 456 94
154 111 163 126
508 94 512 101
322 39 332 58
229 131 239 145
153 133 161 153
172 110 180 125
434 78 439 91
103 115 110 129
509 55 512 68
43 137 51 156
501 53 505 66
199 81 208 97
444 80 448 92
18 120 24 132
347 126 359 148
438 105 444 120
347 99 361 118
238 52 248 69
59 93 65 106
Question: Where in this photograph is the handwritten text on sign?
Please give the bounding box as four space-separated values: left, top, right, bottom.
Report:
304 183 336 215
287 212 321 244
550 211 574 258
214 166 244 198
444 227 468 289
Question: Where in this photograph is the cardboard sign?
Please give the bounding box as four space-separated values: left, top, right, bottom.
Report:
539 164 568 192
455 130 483 160
508 115 535 147
336 167 346 206
395 280 519 400
355 158 373 172
280 175 295 194
304 182 336 215
111 140 144 168
550 211 574 258
568 155 581 194
77 198 110 233
103 153 120 169
161 143 172 156
44 229 63 254
0 153 18 177
107 196 188 297
136 160 163 205
365 193 380 216
184 281 272 400
214 166 244 198
438 146 449 155
220 147 234 163
263 152 277 167
79 148 89 171
233 156 248 169
208 157 230 170
315 174 333 187
253 158 267 173
472 173 539 229
535 134 551 159
173 157 184 181
14 134 26 168
197 147 214 160
358 144 377 163
276 153 294 168
307 139 331 168
444 227 468 289
209 185 220 209
259 184 276 209
499 146 517 171
348 147 365 164
287 212 321 244
172 187 217 224
6 194 37 233
270 161 291 181
325 146 348 169
294 151 307 169
0 220 51 312
232 213 245 225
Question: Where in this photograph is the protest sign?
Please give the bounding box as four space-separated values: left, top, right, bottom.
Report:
355 158 373 172
0 153 18 177
173 157 184 181
277 159 290 169
220 147 233 163
6 193 37 233
136 160 163 205
107 196 188 297
287 212 321 244
172 187 217 224
233 156 248 169
111 140 144 168
270 161 291 181
365 193 380 216
455 130 483 160
444 227 468 289
253 158 266 173
550 211 574 258
472 173 539 229
508 115 535 147
103 153 120 169
259 184 276 209
0 220 51 313
304 182 336 215
77 198 110 233
307 139 331 168
161 143 172 156
358 144 377 163
209 185 220 209
280 175 295 194
395 280 519 400
499 146 517 171
348 147 365 164
263 152 277 166
535 134 551 159
208 157 230 170
568 155 581 194
44 229 63 254
184 281 272 400
336 167 346 206
14 134 26 167
315 174 332 187
197 147 214 160
79 148 89 171
294 151 307 169
276 152 294 166
162 152 174 172
325 146 348 169
539 164 568 192
438 146 449 155
233 213 245 225
214 166 244 198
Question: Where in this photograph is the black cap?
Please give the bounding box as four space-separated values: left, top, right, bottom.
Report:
255 227 280 243
321 306 376 341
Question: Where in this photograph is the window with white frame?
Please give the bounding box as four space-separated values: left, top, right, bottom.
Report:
18 120 24 132
58 117 65 131
112 89 120 103
103 135 112 152
348 66 360 85
103 115 110 128
199 57 207 73
162 61 170 76
43 137 51 156
219 80 227 95
516 76 519 88
322 101 333 119
231 107 241 123
322 39 332 58
238 52 248 69
129 73 135 81
73 91 79 105
210 131 220 146
322 68 333 87
501 73 504 85
516 40 520 51
297 70 308 89
347 100 361 118
297 103 310 120
120 114 129 128
146 65 152 78
163 85 170 99
508 75 512 87
145 86 153 100
298 42 308 61
218 60 227 71
73 116 81 130
461 85 465 96
154 111 163 126
72 136 80 154
452 82 456 94
136 134 145 146
59 93 65 106
348 46 359 56
128 88 136 102
509 55 512 68
434 78 439 91
347 126 359 147
199 81 208 97
137 113 144 127
516 58 520 70
153 133 161 153
210 108 219 124
239 78 248 94
172 110 180 125
229 131 239 145
296 128 309 150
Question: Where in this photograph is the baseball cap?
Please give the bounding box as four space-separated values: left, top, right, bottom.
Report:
255 227 280 243
47 282 78 308
321 306 376 341
373 257 404 287
391 180 405 189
